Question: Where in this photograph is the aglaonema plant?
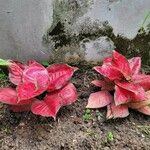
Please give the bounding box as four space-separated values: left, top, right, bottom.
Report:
86 50 150 119
0 59 78 119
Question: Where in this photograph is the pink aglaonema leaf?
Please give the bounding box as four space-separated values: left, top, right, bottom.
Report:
27 59 39 66
22 61 49 84
115 81 147 101
128 100 150 109
94 64 123 81
127 91 150 109
103 57 112 63
31 99 57 118
17 62 49 101
137 106 150 115
112 50 131 80
128 57 141 75
9 98 37 112
31 83 77 119
91 79 114 91
17 82 47 102
132 74 150 91
86 91 113 109
91 80 105 87
0 88 17 104
106 104 129 119
0 88 34 106
9 61 26 85
114 85 130 106
47 64 78 91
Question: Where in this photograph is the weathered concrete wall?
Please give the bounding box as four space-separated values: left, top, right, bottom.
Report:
0 0 54 61
0 0 150 64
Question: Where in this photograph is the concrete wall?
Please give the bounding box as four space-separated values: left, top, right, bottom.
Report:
0 0 54 61
0 0 150 63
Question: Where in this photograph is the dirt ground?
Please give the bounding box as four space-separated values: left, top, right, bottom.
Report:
0 67 150 150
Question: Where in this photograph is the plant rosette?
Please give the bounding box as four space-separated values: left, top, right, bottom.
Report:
0 59 78 119
86 50 150 119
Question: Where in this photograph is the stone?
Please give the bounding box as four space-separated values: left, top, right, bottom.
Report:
80 36 115 63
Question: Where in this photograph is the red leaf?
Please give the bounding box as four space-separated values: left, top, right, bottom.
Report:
17 61 49 100
128 57 141 75
127 90 150 109
115 81 147 101
9 98 37 112
17 82 47 101
112 50 131 80
133 74 150 91
86 91 113 108
9 61 26 85
137 106 150 115
94 64 123 81
91 80 105 87
23 61 49 84
31 100 57 118
114 85 130 105
91 79 114 91
47 64 78 91
31 83 77 119
128 100 150 109
27 59 39 66
106 103 129 119
103 57 112 63
0 88 17 104
58 83 77 106
0 88 33 105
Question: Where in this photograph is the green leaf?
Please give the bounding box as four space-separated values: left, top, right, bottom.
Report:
42 61 50 67
107 131 114 142
0 59 10 66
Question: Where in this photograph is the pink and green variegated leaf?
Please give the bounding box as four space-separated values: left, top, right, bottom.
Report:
86 91 113 109
127 90 150 109
132 74 150 91
128 57 141 75
137 106 150 115
9 61 26 85
47 64 78 91
31 83 77 119
94 64 123 81
106 103 129 119
115 81 147 101
112 50 131 80
0 88 17 104
114 85 130 106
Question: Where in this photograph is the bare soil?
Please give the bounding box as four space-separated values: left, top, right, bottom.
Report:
0 68 150 150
